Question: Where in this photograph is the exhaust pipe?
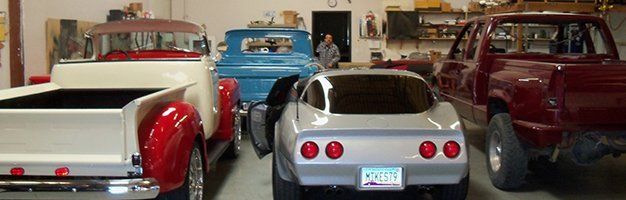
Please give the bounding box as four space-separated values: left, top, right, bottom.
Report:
324 186 345 196
571 133 612 165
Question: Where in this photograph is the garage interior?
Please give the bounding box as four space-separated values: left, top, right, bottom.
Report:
0 0 625 200
208 124 626 200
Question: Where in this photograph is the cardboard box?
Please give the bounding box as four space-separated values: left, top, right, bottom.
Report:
129 2 142 12
385 6 402 11
282 10 299 25
427 0 441 8
415 0 429 9
468 2 481 12
441 2 452 12
415 0 440 9
427 28 438 38
429 50 442 62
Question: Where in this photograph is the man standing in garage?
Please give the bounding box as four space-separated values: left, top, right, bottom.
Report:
316 34 341 69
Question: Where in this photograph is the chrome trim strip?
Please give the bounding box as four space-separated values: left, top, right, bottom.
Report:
0 178 159 199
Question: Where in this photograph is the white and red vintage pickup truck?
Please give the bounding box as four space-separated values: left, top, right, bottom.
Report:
0 20 241 199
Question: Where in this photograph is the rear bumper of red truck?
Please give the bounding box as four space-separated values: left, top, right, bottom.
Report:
513 120 564 148
513 119 626 148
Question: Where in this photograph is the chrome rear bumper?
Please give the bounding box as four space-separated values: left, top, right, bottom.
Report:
0 178 159 199
294 161 467 189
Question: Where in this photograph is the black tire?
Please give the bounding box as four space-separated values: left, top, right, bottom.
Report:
273 153 304 200
223 110 242 159
486 113 528 190
157 142 205 200
433 174 469 200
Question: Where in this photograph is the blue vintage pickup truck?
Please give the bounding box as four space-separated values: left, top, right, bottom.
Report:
216 28 320 111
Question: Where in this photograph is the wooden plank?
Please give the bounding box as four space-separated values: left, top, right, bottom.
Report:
485 2 596 14
419 11 483 14
610 5 626 13
9 0 23 87
247 24 297 28
525 2 595 12
519 0 595 2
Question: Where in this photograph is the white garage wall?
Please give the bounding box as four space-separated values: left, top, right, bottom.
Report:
606 12 626 59
172 0 474 62
172 0 385 62
21 0 171 83
0 0 8 89
9 0 625 88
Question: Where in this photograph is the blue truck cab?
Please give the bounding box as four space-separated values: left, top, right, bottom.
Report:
217 29 319 111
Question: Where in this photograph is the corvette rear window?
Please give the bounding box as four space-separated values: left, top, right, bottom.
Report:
302 75 434 114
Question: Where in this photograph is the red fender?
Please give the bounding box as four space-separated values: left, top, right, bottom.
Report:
29 75 51 85
214 78 241 141
138 101 208 193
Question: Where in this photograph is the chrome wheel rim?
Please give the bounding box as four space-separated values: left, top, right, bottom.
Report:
188 147 203 200
233 110 242 155
489 130 503 172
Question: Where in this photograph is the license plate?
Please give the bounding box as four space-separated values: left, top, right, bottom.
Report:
360 167 403 188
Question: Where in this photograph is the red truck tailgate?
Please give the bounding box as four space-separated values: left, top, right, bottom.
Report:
562 64 626 127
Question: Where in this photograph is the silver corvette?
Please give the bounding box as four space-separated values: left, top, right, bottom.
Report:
248 69 468 200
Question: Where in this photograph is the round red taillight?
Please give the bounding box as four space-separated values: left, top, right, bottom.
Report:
55 167 70 177
10 167 24 176
443 141 461 158
301 141 319 159
325 141 344 159
419 141 437 159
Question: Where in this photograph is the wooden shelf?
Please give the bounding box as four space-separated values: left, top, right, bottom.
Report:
484 2 596 14
418 24 555 29
419 11 484 14
417 38 552 41
419 24 465 28
419 37 458 40
498 38 552 41
500 24 557 28
608 5 626 13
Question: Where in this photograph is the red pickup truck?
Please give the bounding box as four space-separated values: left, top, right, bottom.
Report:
435 13 626 190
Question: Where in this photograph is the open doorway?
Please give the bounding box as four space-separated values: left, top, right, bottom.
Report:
312 11 351 62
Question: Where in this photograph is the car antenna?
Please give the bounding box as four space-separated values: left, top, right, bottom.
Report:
296 94 300 121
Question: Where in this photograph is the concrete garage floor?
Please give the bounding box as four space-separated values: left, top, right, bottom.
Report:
205 121 626 200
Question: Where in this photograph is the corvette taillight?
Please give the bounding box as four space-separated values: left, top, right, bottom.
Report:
325 141 344 159
55 167 70 177
301 141 319 159
10 167 24 176
419 141 437 159
443 141 461 158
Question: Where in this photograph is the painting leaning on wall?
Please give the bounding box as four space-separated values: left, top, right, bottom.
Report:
45 18 96 73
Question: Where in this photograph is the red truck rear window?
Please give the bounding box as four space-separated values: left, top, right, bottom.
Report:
488 21 608 55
